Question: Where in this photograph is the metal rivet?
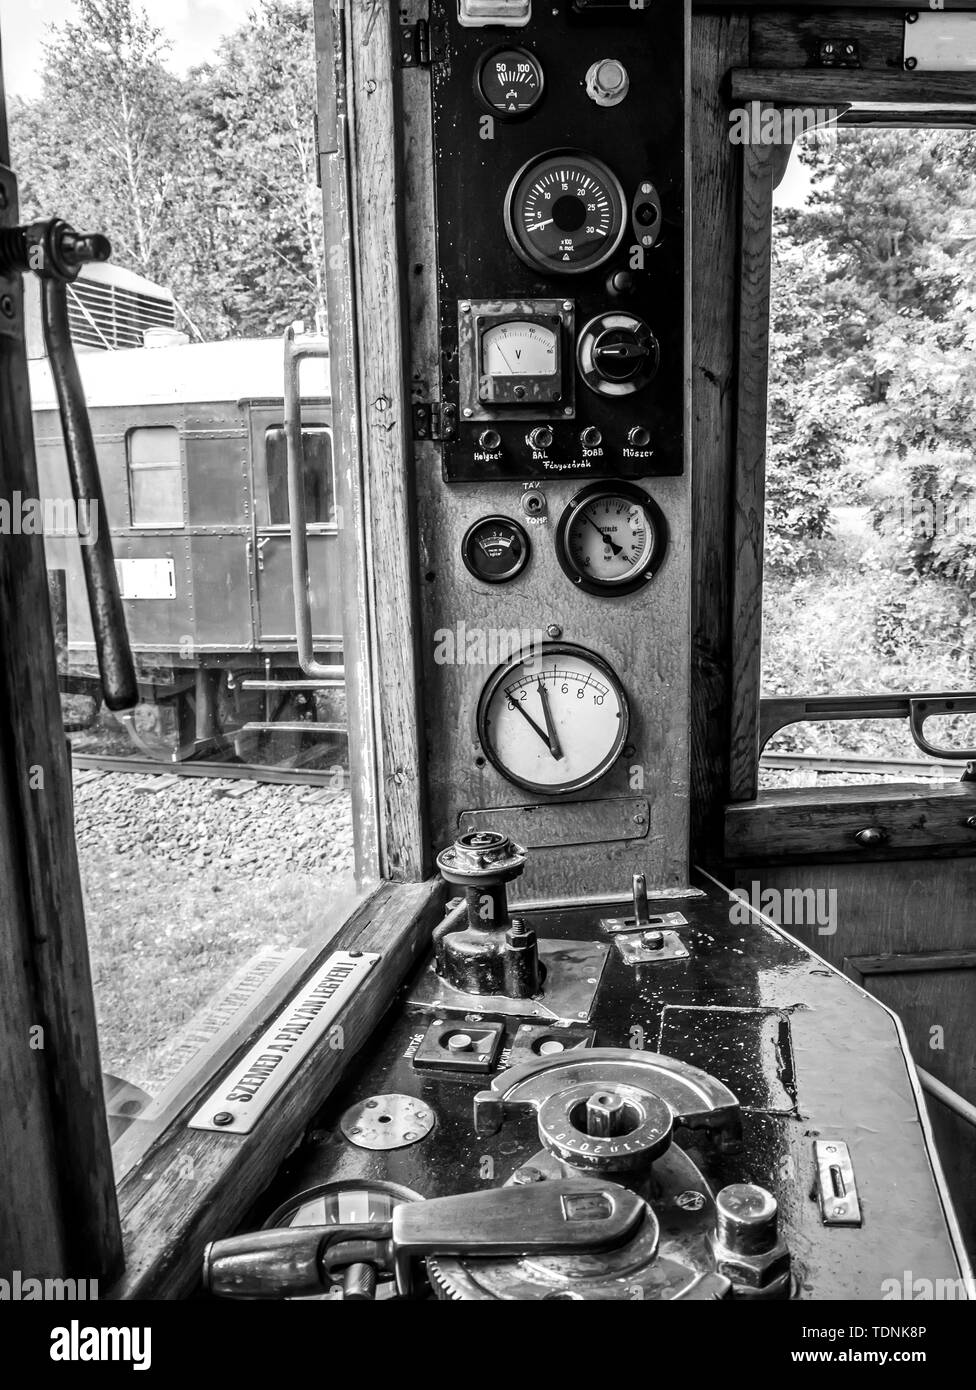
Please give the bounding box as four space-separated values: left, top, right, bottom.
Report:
0 296 14 318
213 1112 234 1127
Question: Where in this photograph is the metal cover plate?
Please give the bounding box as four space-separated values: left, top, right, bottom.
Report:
408 939 610 1022
458 798 650 849
340 1094 436 1150
815 1140 862 1227
904 14 976 72
600 910 688 935
614 930 690 965
188 951 379 1134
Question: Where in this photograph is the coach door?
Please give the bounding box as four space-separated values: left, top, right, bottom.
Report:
250 403 342 651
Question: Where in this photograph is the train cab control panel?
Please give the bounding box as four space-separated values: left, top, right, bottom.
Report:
202 831 967 1302
425 0 685 482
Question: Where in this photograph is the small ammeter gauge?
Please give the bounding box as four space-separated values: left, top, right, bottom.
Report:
556 481 668 596
477 642 630 794
475 47 544 119
462 516 531 584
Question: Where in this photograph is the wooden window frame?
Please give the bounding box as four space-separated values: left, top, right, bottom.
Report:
722 66 976 862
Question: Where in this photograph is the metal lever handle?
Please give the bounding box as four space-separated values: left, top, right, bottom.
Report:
283 324 335 679
909 696 976 761
0 219 137 712
203 1180 646 1299
42 275 137 711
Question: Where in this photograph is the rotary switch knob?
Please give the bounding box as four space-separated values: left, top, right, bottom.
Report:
577 313 660 398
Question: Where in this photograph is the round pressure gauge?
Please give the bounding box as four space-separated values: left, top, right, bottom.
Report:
477 642 629 795
475 47 544 119
462 516 531 584
504 150 627 276
556 482 668 596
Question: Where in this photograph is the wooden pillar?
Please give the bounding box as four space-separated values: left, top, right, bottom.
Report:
0 39 124 1283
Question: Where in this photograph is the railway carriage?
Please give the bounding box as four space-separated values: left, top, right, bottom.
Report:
30 336 340 755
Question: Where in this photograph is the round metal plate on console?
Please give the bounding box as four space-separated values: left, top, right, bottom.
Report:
339 1093 436 1150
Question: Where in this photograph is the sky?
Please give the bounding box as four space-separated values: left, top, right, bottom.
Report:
0 0 244 97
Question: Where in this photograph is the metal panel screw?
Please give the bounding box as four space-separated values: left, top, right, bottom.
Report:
213 1112 234 1127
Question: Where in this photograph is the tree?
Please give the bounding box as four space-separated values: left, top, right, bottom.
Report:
194 0 327 337
9 0 327 342
11 0 185 282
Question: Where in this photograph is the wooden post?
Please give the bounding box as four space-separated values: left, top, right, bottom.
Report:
0 42 124 1283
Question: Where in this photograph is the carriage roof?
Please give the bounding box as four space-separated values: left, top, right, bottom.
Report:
28 336 331 412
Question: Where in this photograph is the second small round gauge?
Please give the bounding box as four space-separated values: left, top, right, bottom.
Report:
556 482 668 596
462 516 531 584
475 47 544 119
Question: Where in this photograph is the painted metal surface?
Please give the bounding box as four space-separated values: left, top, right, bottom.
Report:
251 877 969 1299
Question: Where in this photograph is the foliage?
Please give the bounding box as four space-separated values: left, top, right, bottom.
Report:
764 127 976 719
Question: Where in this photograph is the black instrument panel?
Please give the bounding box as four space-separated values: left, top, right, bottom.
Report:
428 1 685 482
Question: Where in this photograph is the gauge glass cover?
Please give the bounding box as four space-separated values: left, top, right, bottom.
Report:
504 151 626 275
478 643 629 793
477 47 544 118
462 516 530 584
557 483 668 596
482 320 557 377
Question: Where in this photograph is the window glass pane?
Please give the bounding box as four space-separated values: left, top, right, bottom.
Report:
266 426 335 525
11 0 375 1176
761 128 976 783
129 464 183 527
128 427 182 526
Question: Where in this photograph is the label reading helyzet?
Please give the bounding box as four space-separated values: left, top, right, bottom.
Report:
188 951 379 1134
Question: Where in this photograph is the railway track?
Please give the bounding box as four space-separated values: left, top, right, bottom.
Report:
71 753 346 790
72 748 961 790
760 752 962 780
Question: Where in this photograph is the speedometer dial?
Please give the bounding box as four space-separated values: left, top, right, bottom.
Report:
504 150 627 276
477 643 629 794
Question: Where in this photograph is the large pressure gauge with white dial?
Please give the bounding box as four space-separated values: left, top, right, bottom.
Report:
556 482 668 596
476 643 629 795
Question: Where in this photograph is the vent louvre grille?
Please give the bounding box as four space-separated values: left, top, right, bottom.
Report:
68 279 176 350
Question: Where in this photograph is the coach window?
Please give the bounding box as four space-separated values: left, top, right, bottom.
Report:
127 427 183 527
266 425 336 526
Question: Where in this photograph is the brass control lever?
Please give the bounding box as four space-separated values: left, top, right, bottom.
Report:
203 1180 646 1299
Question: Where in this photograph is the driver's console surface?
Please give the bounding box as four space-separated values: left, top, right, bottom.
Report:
202 834 966 1301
